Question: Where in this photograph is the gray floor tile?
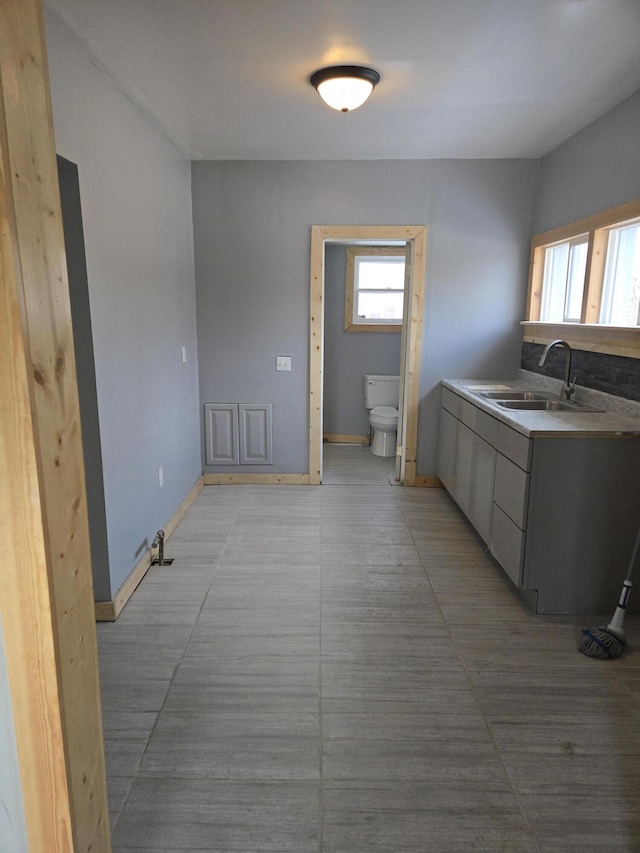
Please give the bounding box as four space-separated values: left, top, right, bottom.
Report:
534 821 640 852
185 631 320 658
321 543 421 566
139 711 320 779
113 778 321 851
97 448 640 851
321 781 536 852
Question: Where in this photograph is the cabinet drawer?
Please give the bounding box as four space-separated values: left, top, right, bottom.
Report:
496 423 531 471
494 453 529 529
460 400 499 446
441 386 461 418
490 505 524 586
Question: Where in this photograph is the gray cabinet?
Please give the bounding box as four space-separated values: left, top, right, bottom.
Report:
238 404 273 465
204 403 239 465
454 422 495 544
437 407 458 493
438 385 640 613
204 403 273 465
522 437 640 613
489 427 531 585
437 394 499 546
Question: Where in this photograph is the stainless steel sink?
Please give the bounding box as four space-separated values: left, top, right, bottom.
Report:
475 390 554 401
496 399 604 412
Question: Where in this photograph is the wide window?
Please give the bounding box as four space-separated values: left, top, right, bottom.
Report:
344 245 407 332
527 200 640 330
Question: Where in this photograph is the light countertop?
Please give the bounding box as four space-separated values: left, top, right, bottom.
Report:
442 371 640 439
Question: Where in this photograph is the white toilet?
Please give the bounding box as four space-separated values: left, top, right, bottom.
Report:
364 374 400 457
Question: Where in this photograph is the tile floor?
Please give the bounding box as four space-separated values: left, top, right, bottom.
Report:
99 444 640 852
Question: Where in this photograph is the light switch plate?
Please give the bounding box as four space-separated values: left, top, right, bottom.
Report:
276 356 292 371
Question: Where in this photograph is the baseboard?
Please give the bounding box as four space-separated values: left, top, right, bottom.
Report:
203 473 310 485
323 434 369 444
94 476 204 621
414 476 444 488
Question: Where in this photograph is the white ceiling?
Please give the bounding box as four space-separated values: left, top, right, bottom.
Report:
44 0 640 161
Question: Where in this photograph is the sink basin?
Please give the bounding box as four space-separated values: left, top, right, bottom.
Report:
476 390 554 401
496 400 604 412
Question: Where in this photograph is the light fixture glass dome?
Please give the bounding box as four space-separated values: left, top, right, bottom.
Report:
310 65 380 112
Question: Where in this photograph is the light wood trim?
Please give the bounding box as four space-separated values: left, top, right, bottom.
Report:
95 477 203 621
203 473 311 485
522 322 640 358
323 434 369 444
526 243 545 322
345 247 355 331
309 226 325 484
415 476 444 488
401 228 427 487
94 601 117 622
395 251 409 482
531 199 640 250
0 71 73 853
583 228 610 324
315 225 424 242
0 1 111 849
95 548 151 623
162 476 203 538
310 225 427 487
346 324 403 333
344 245 405 333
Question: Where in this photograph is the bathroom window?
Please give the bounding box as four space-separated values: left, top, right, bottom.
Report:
344 245 407 333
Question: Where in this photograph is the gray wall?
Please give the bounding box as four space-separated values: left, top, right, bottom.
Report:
0 619 29 853
45 12 201 595
192 159 539 476
324 245 401 436
534 88 640 233
528 87 640 401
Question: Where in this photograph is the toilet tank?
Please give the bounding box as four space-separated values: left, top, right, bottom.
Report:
364 375 400 409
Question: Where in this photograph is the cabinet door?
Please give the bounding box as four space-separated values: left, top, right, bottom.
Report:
239 404 273 465
453 422 473 518
204 403 239 465
437 408 458 494
468 433 496 544
454 422 495 544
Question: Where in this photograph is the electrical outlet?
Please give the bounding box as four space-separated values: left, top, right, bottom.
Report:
276 356 292 371
158 466 164 487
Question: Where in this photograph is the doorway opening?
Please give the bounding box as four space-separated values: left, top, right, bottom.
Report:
309 225 427 485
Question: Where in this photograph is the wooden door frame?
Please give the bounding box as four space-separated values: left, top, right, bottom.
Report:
0 1 111 850
309 225 427 485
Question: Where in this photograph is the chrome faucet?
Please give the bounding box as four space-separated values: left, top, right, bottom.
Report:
538 339 576 400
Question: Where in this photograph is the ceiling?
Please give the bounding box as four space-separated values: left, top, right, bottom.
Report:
43 0 640 161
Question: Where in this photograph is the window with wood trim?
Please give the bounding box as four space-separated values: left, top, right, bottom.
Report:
344 245 407 333
527 199 640 328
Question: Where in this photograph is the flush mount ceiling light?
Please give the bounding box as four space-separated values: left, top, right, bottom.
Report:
310 65 380 112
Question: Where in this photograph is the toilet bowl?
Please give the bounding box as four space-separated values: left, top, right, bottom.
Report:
364 374 401 457
369 405 399 457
